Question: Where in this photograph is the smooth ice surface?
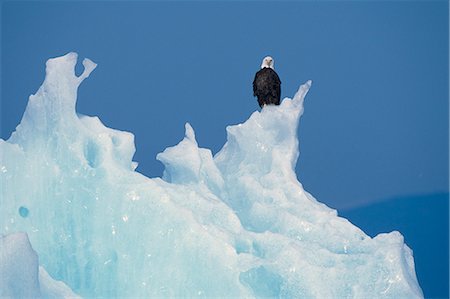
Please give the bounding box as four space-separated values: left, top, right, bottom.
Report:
0 233 40 297
0 232 79 298
0 53 423 298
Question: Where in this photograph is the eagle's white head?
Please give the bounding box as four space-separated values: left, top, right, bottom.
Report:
261 56 274 69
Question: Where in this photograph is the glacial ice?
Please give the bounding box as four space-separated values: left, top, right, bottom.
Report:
0 232 81 298
0 53 423 298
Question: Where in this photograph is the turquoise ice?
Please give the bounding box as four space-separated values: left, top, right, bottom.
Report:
0 53 423 298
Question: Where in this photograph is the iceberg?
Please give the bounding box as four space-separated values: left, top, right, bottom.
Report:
0 53 423 298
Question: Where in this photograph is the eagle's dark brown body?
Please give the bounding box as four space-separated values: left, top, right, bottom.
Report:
253 67 281 108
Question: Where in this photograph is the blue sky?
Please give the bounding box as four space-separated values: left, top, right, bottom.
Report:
1 1 448 210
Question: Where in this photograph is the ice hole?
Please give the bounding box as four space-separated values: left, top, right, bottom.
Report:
84 140 101 168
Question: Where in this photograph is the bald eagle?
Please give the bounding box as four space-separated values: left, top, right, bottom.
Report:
253 56 281 108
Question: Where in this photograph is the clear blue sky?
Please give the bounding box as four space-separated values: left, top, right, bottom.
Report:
1 1 448 210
